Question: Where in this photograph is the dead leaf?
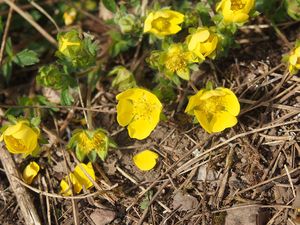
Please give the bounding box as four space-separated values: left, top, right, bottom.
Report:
172 191 198 212
42 88 60 104
90 209 115 225
99 2 114 21
225 206 258 225
292 186 300 209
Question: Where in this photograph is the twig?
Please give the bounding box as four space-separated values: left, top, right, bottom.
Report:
284 165 296 198
0 1 13 66
0 145 41 225
29 0 60 32
2 0 57 46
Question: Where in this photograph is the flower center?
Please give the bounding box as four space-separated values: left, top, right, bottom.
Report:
6 136 26 151
152 18 170 31
230 0 245 10
165 52 187 73
132 94 156 121
201 96 225 114
77 132 106 154
60 37 80 52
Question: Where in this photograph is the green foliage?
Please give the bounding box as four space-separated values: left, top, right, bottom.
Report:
1 38 39 82
61 88 74 106
36 64 76 90
285 0 300 20
12 49 39 67
140 191 153 210
102 0 117 13
68 129 113 162
5 95 58 118
256 0 289 22
152 77 176 102
56 29 98 69
108 66 137 91
108 31 135 57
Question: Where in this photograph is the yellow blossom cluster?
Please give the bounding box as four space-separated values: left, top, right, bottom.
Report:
60 162 95 196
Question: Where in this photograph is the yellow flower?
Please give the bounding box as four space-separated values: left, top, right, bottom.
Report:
63 8 77 26
116 88 162 140
69 129 109 161
162 43 197 80
60 162 95 196
185 87 240 133
133 150 159 171
0 120 39 155
22 162 40 184
186 27 219 60
288 46 300 75
216 0 255 23
57 30 81 57
143 9 184 37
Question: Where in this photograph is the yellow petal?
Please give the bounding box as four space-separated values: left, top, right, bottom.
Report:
22 162 40 184
168 24 182 35
194 110 213 133
116 88 143 101
128 118 156 140
289 54 298 65
210 111 238 133
3 122 25 136
295 47 300 56
177 68 190 80
143 12 154 33
4 136 27 154
167 10 185 24
70 173 83 194
12 126 38 150
60 179 72 196
217 88 240 116
73 162 95 190
133 150 159 171
117 99 134 126
185 90 205 114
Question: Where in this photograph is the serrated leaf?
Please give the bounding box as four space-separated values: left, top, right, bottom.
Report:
102 0 117 13
13 49 39 67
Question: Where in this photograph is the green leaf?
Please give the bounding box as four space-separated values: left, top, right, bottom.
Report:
30 117 41 127
6 114 17 124
102 0 117 13
97 148 108 161
87 151 97 162
61 89 74 105
140 191 153 210
5 38 13 58
76 147 86 161
1 60 12 82
13 49 39 67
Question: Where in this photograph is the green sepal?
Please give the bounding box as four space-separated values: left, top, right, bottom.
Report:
87 150 97 162
76 147 86 162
